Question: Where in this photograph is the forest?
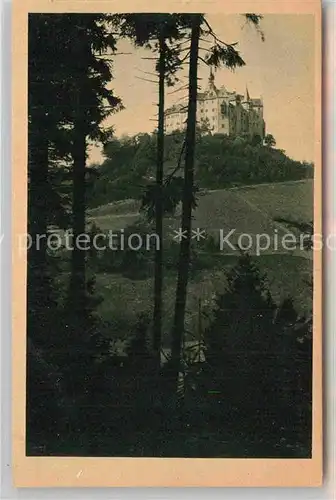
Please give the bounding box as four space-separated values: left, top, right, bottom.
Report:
27 13 313 458
89 131 313 208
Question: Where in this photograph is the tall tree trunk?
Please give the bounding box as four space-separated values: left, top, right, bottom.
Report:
27 98 53 446
68 35 88 322
170 15 201 391
153 35 165 366
69 116 87 317
27 107 50 344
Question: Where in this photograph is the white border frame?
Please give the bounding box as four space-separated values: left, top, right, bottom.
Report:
1 0 334 496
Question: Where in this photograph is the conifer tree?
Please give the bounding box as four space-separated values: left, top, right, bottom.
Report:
27 15 123 443
170 14 252 391
203 253 312 453
113 14 194 366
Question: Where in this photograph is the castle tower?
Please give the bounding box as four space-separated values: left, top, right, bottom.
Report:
207 68 217 93
245 85 250 102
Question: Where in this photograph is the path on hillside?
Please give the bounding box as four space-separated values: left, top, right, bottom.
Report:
204 178 312 195
226 189 312 261
89 179 313 261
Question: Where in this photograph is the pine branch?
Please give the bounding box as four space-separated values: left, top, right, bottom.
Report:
164 139 186 185
95 53 133 58
198 56 210 66
243 14 265 41
136 68 159 77
199 47 214 53
179 50 191 64
135 76 158 84
202 17 238 48
167 84 189 95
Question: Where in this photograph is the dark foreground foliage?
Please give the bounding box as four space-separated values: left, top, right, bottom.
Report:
26 12 312 460
26 254 312 458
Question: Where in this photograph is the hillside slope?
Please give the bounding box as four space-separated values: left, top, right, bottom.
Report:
89 179 313 343
89 132 314 208
90 179 313 241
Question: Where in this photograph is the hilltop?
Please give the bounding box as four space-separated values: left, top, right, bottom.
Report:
88 132 314 208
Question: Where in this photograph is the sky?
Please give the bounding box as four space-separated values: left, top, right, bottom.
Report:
88 14 316 164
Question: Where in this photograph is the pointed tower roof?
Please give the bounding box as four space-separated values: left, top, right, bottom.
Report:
209 68 215 85
246 85 250 101
207 68 217 94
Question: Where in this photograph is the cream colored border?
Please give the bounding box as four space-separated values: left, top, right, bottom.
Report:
12 0 322 487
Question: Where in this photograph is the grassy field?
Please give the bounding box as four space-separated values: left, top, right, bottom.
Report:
86 179 313 346
89 179 313 236
236 180 313 223
94 253 312 347
88 179 313 258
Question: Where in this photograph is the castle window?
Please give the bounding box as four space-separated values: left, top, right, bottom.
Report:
221 102 227 116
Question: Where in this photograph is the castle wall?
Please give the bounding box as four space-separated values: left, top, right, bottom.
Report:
164 81 265 139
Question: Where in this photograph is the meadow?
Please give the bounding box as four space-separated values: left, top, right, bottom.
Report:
87 179 313 348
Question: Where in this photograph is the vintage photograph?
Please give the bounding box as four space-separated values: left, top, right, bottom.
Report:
26 11 317 460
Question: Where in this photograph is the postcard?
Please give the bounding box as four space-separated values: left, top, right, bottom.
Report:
12 0 322 487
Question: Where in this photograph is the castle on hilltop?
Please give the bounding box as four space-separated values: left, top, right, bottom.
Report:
164 71 265 141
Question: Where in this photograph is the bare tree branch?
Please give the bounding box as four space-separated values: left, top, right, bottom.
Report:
167 84 189 95
198 55 210 66
202 18 238 47
164 139 186 184
135 76 158 84
136 68 159 77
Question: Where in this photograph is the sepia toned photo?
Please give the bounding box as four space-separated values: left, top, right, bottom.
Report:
12 0 322 488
